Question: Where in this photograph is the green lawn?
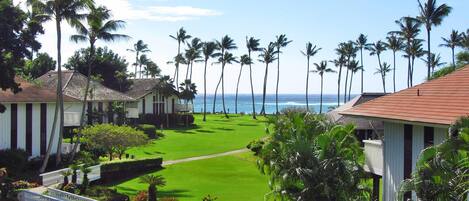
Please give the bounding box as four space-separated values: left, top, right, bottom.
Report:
112 152 270 201
126 114 267 160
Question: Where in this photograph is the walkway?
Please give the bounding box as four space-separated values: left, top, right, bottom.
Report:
162 148 249 166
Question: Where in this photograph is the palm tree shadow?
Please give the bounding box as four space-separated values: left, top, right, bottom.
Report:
159 189 193 198
215 127 234 131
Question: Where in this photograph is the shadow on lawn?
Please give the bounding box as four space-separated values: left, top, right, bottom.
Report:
172 125 201 134
159 189 193 198
237 123 258 127
215 127 235 131
196 129 215 133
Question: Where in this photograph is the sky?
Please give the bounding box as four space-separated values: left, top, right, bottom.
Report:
13 0 469 94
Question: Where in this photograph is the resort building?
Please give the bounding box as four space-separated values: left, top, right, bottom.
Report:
341 66 469 201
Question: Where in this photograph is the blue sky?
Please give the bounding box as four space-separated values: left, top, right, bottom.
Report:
17 0 469 94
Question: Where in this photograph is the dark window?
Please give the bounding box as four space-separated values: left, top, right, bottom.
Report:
40 104 47 155
162 96 165 114
26 104 32 155
10 104 17 149
98 102 103 123
424 127 434 148
87 102 93 125
404 124 413 200
142 98 146 114
108 102 114 124
172 99 175 114
153 96 156 115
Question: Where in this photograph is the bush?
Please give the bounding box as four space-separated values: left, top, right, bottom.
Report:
85 186 129 201
160 198 178 201
137 124 157 139
0 149 29 178
132 191 148 201
280 106 310 115
100 158 163 184
246 139 265 156
10 180 39 189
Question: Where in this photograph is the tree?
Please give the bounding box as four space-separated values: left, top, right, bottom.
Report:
217 52 238 118
347 60 362 101
460 30 469 50
417 0 452 79
301 43 321 111
422 53 446 74
341 41 358 102
375 62 392 93
385 34 404 92
354 34 370 94
22 52 55 79
214 35 237 118
202 42 218 121
312 61 335 114
259 42 277 116
246 37 261 119
274 34 292 114
144 61 160 78
332 43 347 107
23 5 47 60
235 55 252 114
185 37 203 80
179 79 197 125
406 39 425 84
127 40 150 79
170 28 191 91
140 175 166 201
137 54 150 79
367 40 387 91
440 30 461 69
29 0 93 172
155 75 176 127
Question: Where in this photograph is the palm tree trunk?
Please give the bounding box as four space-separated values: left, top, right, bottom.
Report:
249 55 256 119
320 75 323 114
337 65 342 107
393 51 396 92
275 52 280 115
407 55 411 88
260 63 268 116
382 75 386 93
452 47 456 69
190 61 193 81
203 59 208 121
411 57 415 86
185 62 190 81
348 73 353 101
135 52 139 79
235 64 243 114
212 75 221 113
343 67 349 104
360 48 364 94
55 18 65 166
221 65 229 118
426 29 431 79
305 57 310 111
175 42 181 93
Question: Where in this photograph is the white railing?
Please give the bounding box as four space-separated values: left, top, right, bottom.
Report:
363 140 383 176
61 143 80 155
126 107 139 118
175 104 193 112
40 165 101 187
64 112 81 127
46 187 97 201
18 190 60 201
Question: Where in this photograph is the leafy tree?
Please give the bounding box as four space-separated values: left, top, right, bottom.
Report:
21 52 55 79
312 61 335 114
354 34 370 94
170 28 191 91
140 175 166 201
235 55 252 114
274 34 292 114
144 60 160 78
456 51 469 66
127 40 150 78
201 41 218 121
385 34 404 92
439 30 461 69
374 62 392 93
246 37 262 119
259 42 277 116
301 43 321 111
137 54 149 79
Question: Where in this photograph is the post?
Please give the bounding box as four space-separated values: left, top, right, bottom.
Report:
372 174 380 201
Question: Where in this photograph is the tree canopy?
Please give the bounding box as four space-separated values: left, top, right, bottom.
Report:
20 52 55 79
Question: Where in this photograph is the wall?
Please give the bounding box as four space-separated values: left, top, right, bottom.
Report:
137 91 178 115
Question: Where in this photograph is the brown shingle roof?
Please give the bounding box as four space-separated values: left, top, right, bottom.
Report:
124 79 177 99
36 71 135 102
0 77 78 103
341 66 469 126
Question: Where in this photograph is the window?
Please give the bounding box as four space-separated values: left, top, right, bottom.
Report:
424 126 434 148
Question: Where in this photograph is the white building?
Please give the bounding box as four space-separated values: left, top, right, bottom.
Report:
341 66 469 201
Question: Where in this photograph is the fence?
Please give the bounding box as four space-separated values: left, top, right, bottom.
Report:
40 165 101 186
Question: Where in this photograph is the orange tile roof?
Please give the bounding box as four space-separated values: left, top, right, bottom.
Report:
341 65 469 126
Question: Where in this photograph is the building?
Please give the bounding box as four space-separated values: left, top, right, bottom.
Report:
341 66 469 201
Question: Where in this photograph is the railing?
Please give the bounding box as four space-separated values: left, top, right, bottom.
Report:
64 112 81 127
40 165 101 186
363 140 383 176
126 107 139 118
46 188 97 201
61 143 80 155
175 104 193 112
18 190 60 201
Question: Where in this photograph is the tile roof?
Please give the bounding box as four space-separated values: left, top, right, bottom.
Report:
36 71 135 102
0 77 78 103
341 66 469 126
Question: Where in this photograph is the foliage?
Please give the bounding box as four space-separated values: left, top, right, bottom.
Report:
100 158 163 183
202 194 218 201
246 139 265 156
85 186 129 201
456 51 469 66
10 180 39 189
0 149 29 179
62 183 78 194
139 175 166 201
132 191 148 201
428 65 456 80
160 197 178 201
137 124 158 139
258 113 369 200
81 124 148 160
64 47 132 91
21 52 55 79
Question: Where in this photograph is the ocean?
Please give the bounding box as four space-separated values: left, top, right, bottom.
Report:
192 94 355 114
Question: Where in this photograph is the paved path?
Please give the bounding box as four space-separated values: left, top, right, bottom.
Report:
162 149 249 166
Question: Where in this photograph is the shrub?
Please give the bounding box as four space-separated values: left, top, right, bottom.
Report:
246 139 265 156
85 186 129 201
280 106 310 115
137 124 157 139
0 149 29 178
202 195 218 201
132 191 148 201
10 180 39 189
160 197 178 201
61 183 78 194
100 158 163 183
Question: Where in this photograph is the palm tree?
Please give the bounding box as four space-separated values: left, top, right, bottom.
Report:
375 62 392 93
330 54 346 107
274 34 292 114
417 0 452 78
347 60 362 101
407 39 425 84
301 42 321 111
69 5 128 161
439 30 461 69
312 61 335 114
127 40 150 78
186 38 203 81
459 30 469 50
214 35 237 118
170 28 191 92
145 61 160 78
217 52 238 118
202 42 218 121
342 41 357 103
138 54 150 78
259 42 277 116
156 75 176 127
367 40 387 87
385 34 404 92
140 175 166 201
246 37 261 119
354 34 370 94
115 71 127 92
422 53 446 74
236 55 252 114
179 79 197 125
28 0 92 172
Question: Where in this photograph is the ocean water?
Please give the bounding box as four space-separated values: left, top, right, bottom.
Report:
192 94 354 114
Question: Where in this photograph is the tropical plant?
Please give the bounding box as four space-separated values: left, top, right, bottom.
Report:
217 52 238 118
422 53 446 74
460 30 469 50
440 30 461 69
114 70 128 91
69 164 79 184
79 166 91 194
156 75 176 127
137 54 150 79
385 34 404 92
201 41 219 121
354 34 370 94
60 170 72 186
301 42 321 111
185 37 203 80
374 62 392 93
144 61 160 78
127 40 150 78
246 37 262 119
341 41 358 102
28 0 93 172
170 28 191 91
331 45 347 107
259 42 277 116
347 60 362 101
312 61 335 114
367 40 387 74
274 34 292 114
235 55 252 114
406 39 425 84
213 35 237 118
140 175 166 201
417 0 452 78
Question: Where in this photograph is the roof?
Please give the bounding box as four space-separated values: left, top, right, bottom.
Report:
327 93 385 130
341 66 469 126
125 78 177 99
36 71 135 102
0 77 78 103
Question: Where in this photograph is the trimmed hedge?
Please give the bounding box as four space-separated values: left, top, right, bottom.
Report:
137 124 157 139
100 158 163 183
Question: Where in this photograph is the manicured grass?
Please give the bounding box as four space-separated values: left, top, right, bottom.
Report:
126 114 267 160
112 152 270 201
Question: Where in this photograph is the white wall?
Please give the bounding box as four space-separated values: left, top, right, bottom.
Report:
137 91 177 115
383 122 404 201
0 104 11 149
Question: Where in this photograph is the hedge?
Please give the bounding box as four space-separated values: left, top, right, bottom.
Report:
100 157 163 183
137 124 157 139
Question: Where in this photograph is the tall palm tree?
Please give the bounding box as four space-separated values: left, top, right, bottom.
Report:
140 175 166 201
115 71 127 92
367 40 387 86
127 40 150 78
28 0 92 172
235 55 252 114
417 0 452 78
246 37 261 119
459 30 469 50
407 39 425 84
347 60 362 101
216 52 238 118
170 27 191 91
439 30 461 69
330 54 346 107
354 34 369 94
375 62 392 93
202 42 218 121
385 34 404 92
145 61 160 78
186 37 202 80
138 54 150 78
391 16 421 88
342 41 357 103
259 42 277 116
156 75 176 128
69 5 128 161
312 61 335 114
422 53 446 74
301 43 321 111
214 35 237 118
274 34 292 114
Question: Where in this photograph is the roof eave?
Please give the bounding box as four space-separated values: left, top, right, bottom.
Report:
340 112 451 129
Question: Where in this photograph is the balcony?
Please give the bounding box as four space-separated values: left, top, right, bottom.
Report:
363 140 383 176
64 112 81 127
176 104 193 113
